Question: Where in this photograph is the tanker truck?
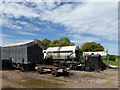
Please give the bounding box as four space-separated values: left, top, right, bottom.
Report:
43 46 83 69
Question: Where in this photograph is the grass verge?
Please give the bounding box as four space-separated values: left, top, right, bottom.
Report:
103 60 119 66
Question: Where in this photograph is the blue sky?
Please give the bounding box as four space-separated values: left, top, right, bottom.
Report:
0 0 118 55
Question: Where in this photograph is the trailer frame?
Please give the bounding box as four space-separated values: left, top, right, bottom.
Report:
35 65 69 77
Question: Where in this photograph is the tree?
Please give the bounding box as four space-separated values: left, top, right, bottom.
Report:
81 42 104 52
69 43 75 46
108 54 117 61
48 37 75 47
41 38 51 49
48 40 60 47
35 37 75 49
59 37 70 46
35 38 51 49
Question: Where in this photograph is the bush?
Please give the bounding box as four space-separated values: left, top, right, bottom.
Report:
108 55 116 61
103 60 119 66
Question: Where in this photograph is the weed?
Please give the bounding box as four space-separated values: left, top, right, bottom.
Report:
104 80 112 85
55 78 68 82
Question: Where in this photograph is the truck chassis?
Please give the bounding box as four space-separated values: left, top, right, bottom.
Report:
35 65 69 77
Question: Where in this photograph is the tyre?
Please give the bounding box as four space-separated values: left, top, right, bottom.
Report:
19 65 25 72
69 64 73 70
63 71 68 75
85 66 91 71
37 68 43 74
51 70 58 77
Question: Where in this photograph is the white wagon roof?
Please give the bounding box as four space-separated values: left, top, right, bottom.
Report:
83 51 107 55
46 46 79 51
3 40 43 49
4 40 34 47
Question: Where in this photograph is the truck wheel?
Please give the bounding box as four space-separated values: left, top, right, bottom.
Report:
51 70 58 77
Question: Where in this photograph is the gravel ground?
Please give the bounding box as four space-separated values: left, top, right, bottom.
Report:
65 69 118 86
1 68 119 88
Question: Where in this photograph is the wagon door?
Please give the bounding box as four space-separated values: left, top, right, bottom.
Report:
27 44 42 64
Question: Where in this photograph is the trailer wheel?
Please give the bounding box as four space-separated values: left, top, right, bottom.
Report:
19 65 25 72
63 70 68 75
37 68 43 74
69 64 73 70
85 66 91 71
51 70 58 77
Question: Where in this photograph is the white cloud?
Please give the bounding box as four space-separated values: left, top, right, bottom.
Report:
2 0 119 2
2 2 39 18
2 2 117 41
16 21 28 25
69 34 100 44
1 1 118 55
0 34 11 37
102 43 118 55
0 34 12 46
41 2 118 41
15 31 37 36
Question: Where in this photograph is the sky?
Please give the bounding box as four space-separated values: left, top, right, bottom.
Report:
0 0 118 55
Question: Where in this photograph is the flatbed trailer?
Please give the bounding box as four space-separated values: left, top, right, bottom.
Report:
35 65 69 77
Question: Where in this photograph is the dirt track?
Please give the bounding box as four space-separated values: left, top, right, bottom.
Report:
1 69 119 88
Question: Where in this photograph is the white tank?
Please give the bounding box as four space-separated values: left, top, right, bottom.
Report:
43 46 81 60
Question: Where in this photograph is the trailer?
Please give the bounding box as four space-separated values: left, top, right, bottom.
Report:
1 40 43 71
35 65 69 77
43 46 83 69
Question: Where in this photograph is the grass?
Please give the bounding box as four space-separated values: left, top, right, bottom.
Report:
55 78 68 82
104 80 112 85
103 60 119 66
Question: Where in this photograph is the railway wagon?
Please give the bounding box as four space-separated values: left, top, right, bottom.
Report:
83 51 107 60
1 40 43 71
43 46 83 69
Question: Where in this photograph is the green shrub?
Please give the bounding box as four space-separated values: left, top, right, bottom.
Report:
103 60 119 66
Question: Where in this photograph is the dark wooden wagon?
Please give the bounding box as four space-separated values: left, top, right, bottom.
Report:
1 40 43 71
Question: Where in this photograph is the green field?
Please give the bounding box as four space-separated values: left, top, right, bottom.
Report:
103 60 119 66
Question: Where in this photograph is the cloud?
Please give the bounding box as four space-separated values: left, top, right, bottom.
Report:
15 31 37 36
1 17 22 29
0 34 11 37
69 34 100 44
1 2 117 42
1 1 118 55
0 34 12 46
101 43 118 55
2 2 39 18
16 21 28 25
1 0 119 2
40 2 118 41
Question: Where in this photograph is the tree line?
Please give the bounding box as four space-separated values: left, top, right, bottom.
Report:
35 37 104 51
35 37 75 50
35 37 117 61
